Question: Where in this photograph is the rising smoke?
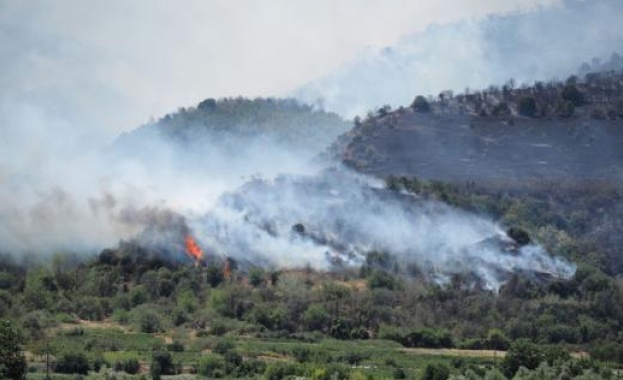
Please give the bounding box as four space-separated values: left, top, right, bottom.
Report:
0 1 581 288
295 0 623 117
188 167 576 290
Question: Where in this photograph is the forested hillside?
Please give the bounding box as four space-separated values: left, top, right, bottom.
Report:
115 97 350 162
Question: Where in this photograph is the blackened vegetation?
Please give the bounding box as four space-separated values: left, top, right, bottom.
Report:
338 68 623 184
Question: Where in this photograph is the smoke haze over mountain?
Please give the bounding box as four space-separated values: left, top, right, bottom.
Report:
295 0 623 117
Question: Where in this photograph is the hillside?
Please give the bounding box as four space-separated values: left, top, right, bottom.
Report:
338 68 623 184
114 97 351 172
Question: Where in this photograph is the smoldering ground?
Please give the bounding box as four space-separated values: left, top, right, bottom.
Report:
187 167 576 290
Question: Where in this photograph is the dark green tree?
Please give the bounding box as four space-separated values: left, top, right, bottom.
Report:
561 84 585 106
54 353 90 375
501 339 544 377
412 96 431 113
0 321 26 380
517 96 537 117
422 363 450 380
206 265 224 288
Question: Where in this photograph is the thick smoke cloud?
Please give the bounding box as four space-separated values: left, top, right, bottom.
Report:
295 0 623 117
190 168 575 290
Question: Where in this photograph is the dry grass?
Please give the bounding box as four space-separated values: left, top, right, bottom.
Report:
402 347 506 358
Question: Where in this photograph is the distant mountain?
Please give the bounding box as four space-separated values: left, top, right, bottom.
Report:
295 0 623 118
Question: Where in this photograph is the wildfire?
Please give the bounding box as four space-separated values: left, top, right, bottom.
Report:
185 235 203 262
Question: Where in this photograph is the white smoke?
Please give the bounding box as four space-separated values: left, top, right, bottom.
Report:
188 167 576 290
294 0 623 117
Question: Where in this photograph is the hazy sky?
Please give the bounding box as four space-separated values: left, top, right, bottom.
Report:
0 0 560 136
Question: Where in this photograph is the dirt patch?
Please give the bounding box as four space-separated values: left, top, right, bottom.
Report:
402 348 506 358
402 348 589 360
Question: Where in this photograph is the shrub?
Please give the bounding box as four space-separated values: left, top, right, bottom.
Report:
492 102 511 116
166 341 184 352
367 270 403 290
133 307 164 333
114 359 140 374
486 329 510 351
54 353 90 375
213 339 235 355
501 339 544 378
422 363 450 380
303 304 329 331
556 100 575 118
518 96 538 117
197 354 225 378
393 367 407 379
206 265 224 288
562 84 585 106
412 95 431 113
264 362 303 380
151 351 175 376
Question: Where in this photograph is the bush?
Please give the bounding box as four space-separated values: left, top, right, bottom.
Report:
393 367 407 379
507 227 531 246
492 102 511 116
518 96 538 117
303 304 329 331
501 339 543 378
206 265 224 288
401 328 453 348
234 359 266 377
166 341 184 352
556 100 575 118
54 353 90 375
412 95 431 113
422 363 450 380
367 270 403 290
264 362 303 380
562 84 585 106
151 351 175 376
114 359 140 374
589 342 623 363
197 354 225 378
213 339 235 355
133 307 164 333
248 267 265 287
486 329 510 351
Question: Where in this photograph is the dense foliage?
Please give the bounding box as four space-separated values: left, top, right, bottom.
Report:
116 97 351 160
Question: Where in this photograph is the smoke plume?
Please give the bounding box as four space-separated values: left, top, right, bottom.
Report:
294 0 623 117
188 167 575 290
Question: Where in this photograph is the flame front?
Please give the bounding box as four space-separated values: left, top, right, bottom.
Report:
185 235 203 261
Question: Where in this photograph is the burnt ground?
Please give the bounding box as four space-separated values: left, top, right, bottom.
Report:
341 111 623 185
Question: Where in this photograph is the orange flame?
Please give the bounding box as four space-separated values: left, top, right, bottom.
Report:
185 235 203 261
